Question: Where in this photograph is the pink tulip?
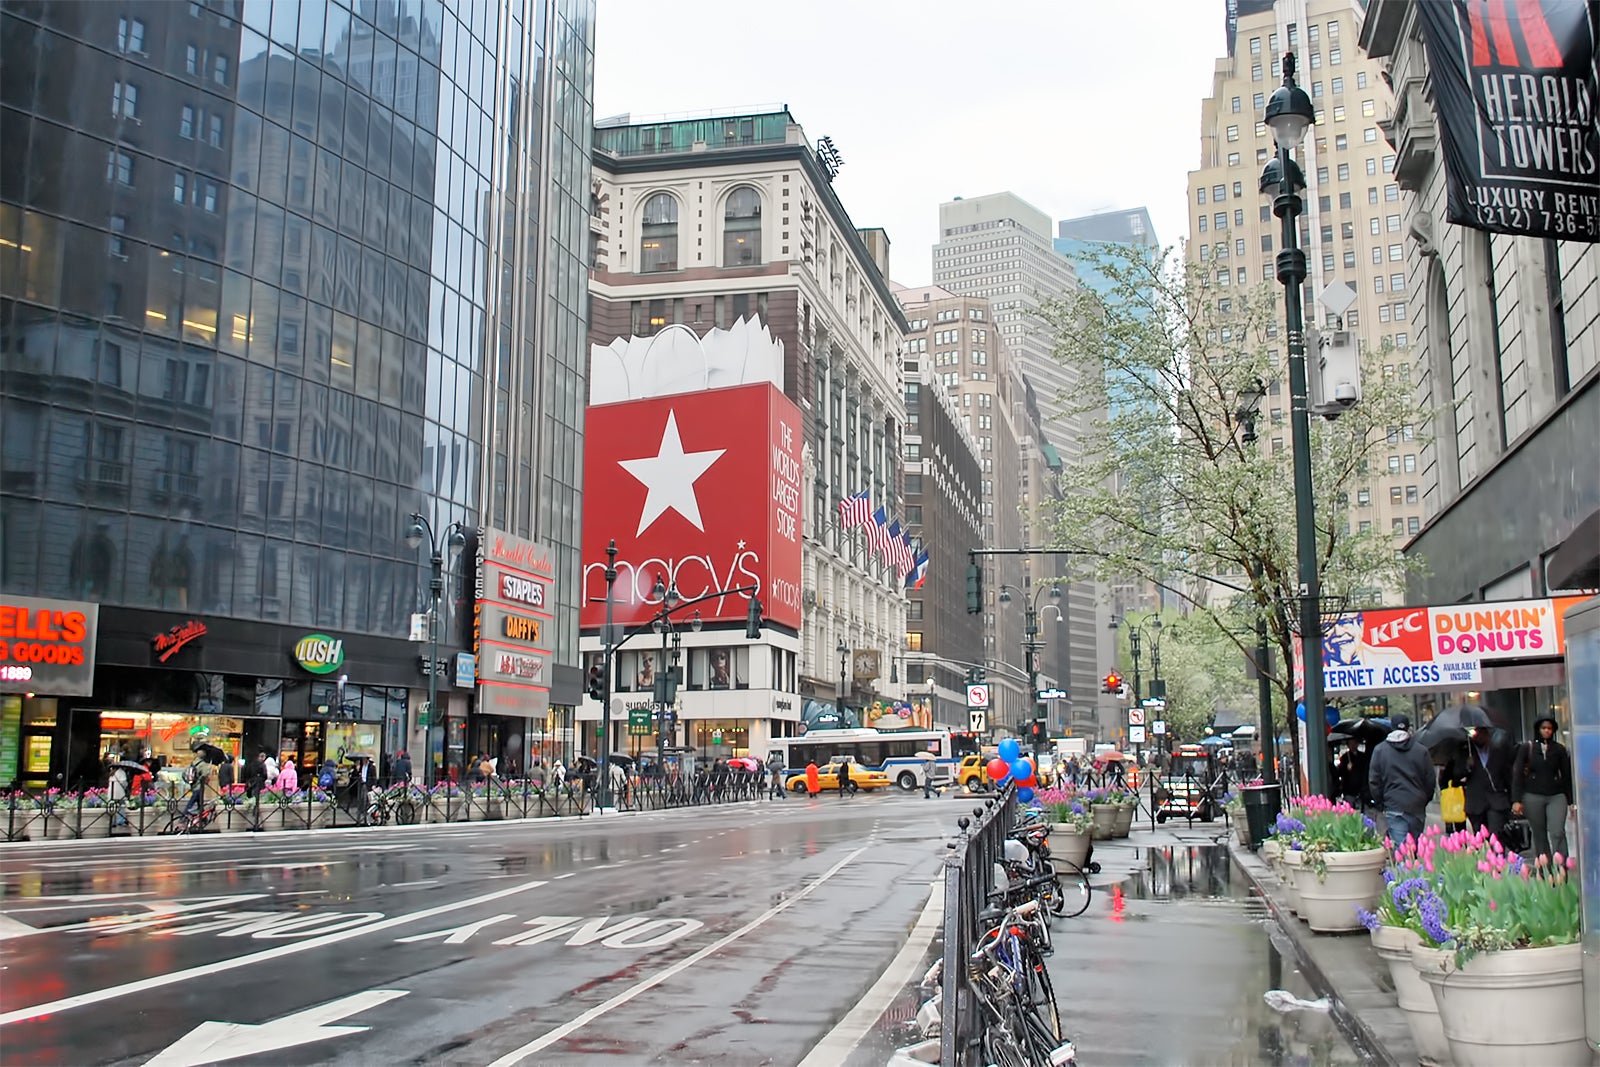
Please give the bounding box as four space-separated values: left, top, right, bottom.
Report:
1488 899 1497 909
1567 856 1576 870
1552 851 1564 866
1423 858 1434 873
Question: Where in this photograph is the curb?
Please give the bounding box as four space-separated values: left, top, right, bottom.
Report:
1229 840 1402 1067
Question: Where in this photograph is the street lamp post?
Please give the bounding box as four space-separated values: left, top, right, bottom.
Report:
1114 614 1161 762
1261 51 1331 797
406 513 466 788
1236 381 1282 788
649 577 699 781
836 640 850 721
999 583 1063 754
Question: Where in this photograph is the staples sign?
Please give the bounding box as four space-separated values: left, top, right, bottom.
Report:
0 595 99 696
500 573 546 608
581 381 803 631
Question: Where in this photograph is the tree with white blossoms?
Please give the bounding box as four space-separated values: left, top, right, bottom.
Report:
1038 245 1426 764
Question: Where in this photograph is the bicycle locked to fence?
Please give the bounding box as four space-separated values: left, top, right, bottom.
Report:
901 788 1082 1067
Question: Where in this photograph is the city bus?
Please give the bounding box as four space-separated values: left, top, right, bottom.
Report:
769 728 978 791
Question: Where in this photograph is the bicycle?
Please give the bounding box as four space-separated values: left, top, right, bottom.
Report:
365 784 418 826
969 898 1076 1066
161 800 220 835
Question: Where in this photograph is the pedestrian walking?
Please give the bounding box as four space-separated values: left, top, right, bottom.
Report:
836 757 852 799
108 763 129 826
767 755 786 799
922 751 938 799
393 750 413 787
243 751 269 798
263 752 279 783
805 761 820 798
275 757 299 792
1462 724 1515 841
1368 714 1435 844
1512 716 1573 860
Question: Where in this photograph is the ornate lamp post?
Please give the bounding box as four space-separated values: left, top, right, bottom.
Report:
405 513 466 788
998 583 1065 752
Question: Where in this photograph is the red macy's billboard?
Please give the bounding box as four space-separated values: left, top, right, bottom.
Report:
581 381 803 632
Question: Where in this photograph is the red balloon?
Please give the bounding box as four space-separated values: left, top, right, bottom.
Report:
1020 775 1037 789
986 758 1010 781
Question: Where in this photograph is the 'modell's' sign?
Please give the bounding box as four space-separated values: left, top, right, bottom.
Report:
1418 0 1600 241
0 595 99 696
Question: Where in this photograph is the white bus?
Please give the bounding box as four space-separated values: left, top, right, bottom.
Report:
768 728 973 791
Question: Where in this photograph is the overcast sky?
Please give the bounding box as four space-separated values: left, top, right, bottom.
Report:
592 0 1223 287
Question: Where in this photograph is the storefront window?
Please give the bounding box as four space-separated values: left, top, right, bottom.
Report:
91 711 281 772
692 719 750 758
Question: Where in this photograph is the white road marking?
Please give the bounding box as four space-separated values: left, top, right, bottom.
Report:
0 879 547 1025
143 988 409 1066
0 914 38 940
483 847 867 1067
796 880 944 1067
385 880 439 889
0 892 154 905
394 913 517 945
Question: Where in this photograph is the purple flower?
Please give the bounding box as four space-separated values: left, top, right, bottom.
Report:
1363 815 1378 833
1356 907 1380 932
1382 869 1395 884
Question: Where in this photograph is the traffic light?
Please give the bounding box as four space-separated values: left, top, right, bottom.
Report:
1102 671 1124 694
587 662 606 701
966 557 983 614
745 596 764 639
964 666 987 686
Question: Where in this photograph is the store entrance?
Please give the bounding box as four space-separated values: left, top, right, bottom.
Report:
282 720 325 776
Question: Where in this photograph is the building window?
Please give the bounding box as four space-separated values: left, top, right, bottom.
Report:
722 186 762 266
117 17 146 53
1390 486 1403 504
1196 187 1206 204
186 44 199 74
208 113 224 147
107 148 133 185
1403 454 1416 472
173 171 187 203
1406 485 1418 504
112 80 139 119
1365 127 1378 143
1231 96 1242 113
639 192 679 273
108 214 128 257
1250 36 1261 55
1252 64 1262 81
213 54 229 86
1228 152 1240 166
1227 125 1239 142
180 104 195 138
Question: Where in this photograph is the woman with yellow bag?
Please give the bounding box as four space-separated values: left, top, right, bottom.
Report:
1438 744 1470 833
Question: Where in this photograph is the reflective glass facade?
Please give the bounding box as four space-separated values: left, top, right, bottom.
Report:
1 0 593 657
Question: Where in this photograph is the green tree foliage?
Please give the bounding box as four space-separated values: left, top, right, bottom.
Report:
1114 611 1256 745
1039 245 1425 744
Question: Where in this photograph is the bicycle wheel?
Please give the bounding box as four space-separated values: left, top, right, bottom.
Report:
1052 863 1092 919
396 800 417 825
980 1021 1031 1067
1021 941 1062 1043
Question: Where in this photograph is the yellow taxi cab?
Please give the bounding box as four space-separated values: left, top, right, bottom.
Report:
787 762 892 793
957 755 991 791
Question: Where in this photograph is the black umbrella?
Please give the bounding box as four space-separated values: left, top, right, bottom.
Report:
1329 718 1391 744
193 743 229 765
1414 704 1492 753
111 760 150 774
570 755 597 770
609 753 637 768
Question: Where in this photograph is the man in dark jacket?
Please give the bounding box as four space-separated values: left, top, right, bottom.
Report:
1512 716 1573 859
1462 725 1515 840
242 751 269 798
1368 715 1435 844
392 750 413 786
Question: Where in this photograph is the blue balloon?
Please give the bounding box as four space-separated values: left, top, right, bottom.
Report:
998 738 1021 762
1017 786 1035 803
1296 701 1307 722
1011 758 1034 781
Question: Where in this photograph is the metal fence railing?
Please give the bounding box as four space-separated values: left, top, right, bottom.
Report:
2 768 790 843
940 788 1017 1067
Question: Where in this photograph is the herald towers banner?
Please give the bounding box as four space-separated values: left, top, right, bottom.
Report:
1416 0 1600 241
581 381 803 633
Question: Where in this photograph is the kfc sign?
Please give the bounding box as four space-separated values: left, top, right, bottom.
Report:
582 381 803 631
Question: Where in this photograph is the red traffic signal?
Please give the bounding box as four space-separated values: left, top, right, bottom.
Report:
1102 671 1124 694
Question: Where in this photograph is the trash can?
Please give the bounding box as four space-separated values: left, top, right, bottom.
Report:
1241 783 1282 850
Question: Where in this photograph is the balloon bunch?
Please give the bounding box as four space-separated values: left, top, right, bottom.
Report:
986 737 1040 802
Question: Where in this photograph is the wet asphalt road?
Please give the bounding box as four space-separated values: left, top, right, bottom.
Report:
1 794 950 1067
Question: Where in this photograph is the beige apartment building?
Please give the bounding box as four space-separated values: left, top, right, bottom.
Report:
1188 0 1425 588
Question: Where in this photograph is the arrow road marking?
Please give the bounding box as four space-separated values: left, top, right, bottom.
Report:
143 989 408 1067
0 879 546 1026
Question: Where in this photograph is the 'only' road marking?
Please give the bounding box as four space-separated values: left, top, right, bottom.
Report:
0 879 548 1026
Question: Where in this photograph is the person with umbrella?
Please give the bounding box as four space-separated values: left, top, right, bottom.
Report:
1367 714 1435 844
1462 720 1516 841
183 734 225 818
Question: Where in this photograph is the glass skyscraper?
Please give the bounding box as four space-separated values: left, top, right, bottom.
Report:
0 0 593 787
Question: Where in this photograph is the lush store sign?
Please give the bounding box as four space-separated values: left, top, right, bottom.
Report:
293 633 347 675
0 595 98 696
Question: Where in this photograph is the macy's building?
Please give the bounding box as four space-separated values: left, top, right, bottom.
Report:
581 110 912 761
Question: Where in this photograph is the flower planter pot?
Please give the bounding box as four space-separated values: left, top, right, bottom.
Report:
47 810 109 839
1112 804 1136 837
1232 817 1249 846
1290 847 1385 933
4 811 43 841
1053 829 1092 870
1091 805 1117 840
1413 941 1589 1067
1278 847 1304 915
1371 925 1450 1065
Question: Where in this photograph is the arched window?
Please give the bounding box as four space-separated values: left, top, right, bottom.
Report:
723 187 762 265
639 193 678 273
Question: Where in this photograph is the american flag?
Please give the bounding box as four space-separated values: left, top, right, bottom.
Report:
868 506 890 553
836 491 871 529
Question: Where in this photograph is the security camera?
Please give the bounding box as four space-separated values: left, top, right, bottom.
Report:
1333 383 1359 405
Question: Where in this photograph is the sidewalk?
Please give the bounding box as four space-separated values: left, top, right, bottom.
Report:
1229 837 1416 1067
